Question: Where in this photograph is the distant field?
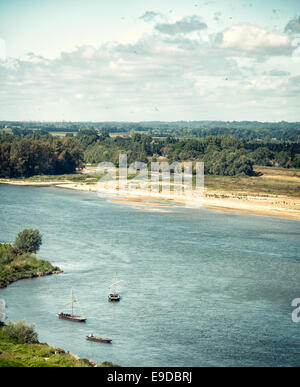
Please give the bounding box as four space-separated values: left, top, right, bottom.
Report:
0 128 12 134
204 166 300 197
109 132 134 137
49 131 77 137
255 166 300 178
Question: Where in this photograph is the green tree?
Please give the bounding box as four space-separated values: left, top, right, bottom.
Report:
220 135 240 150
77 129 99 150
2 320 39 344
0 142 12 177
250 147 274 166
291 153 300 168
275 151 290 168
14 228 42 254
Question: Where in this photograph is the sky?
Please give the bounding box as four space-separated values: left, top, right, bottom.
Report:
0 0 300 122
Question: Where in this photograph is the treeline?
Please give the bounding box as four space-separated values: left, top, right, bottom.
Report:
1 120 300 141
190 127 300 141
0 132 83 178
82 131 300 175
0 130 299 178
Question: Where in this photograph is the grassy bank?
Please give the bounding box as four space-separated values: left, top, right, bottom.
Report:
204 174 300 198
0 328 91 367
0 244 62 289
0 255 62 289
0 173 104 185
1 165 299 210
1 166 299 196
0 326 120 367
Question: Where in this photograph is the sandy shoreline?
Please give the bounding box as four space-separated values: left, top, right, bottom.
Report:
1 178 299 220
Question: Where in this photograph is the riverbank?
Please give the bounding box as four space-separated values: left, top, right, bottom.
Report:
0 255 62 289
0 326 120 367
0 327 92 367
1 166 299 220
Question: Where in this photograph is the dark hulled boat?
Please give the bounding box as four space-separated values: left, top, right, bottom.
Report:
58 313 86 322
86 334 112 343
58 287 86 322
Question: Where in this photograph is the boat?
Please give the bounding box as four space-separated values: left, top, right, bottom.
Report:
58 286 86 322
58 313 86 322
86 333 112 343
108 272 123 302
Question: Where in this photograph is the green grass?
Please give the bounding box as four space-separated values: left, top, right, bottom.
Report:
0 174 75 182
0 327 121 367
0 329 91 367
203 173 300 198
0 128 12 134
68 174 104 183
127 166 300 198
0 253 61 289
0 173 105 184
49 132 77 137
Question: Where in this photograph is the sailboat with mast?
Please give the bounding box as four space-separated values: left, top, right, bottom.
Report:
108 273 123 302
58 286 86 322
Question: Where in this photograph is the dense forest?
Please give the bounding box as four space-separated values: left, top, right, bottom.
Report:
0 127 299 178
82 131 300 175
0 132 83 177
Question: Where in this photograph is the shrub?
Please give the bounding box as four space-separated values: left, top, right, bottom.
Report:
14 229 42 254
2 320 39 344
100 361 121 367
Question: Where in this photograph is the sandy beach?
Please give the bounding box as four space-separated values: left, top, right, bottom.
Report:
1 177 299 220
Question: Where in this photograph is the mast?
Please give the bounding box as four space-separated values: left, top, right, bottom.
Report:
109 272 123 293
59 287 86 321
114 272 118 292
71 286 74 316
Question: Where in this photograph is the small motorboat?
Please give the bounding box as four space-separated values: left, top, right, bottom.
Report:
86 333 112 343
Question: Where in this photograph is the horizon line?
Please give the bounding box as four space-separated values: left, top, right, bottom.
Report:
1 120 300 124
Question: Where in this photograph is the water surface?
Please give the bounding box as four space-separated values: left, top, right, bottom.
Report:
0 184 300 366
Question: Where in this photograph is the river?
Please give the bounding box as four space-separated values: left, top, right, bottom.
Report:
0 184 300 366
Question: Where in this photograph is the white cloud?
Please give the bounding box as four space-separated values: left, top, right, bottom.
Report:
285 16 300 34
19 52 48 64
216 24 292 56
264 69 290 77
0 22 299 121
292 45 300 63
245 76 288 91
139 11 164 23
155 16 207 35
